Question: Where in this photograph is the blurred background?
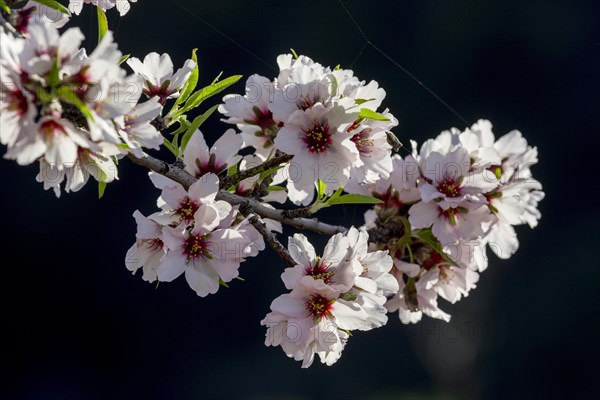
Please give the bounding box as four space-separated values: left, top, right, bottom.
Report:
3 0 599 399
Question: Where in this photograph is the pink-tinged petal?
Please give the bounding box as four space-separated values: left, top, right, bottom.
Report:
281 266 304 290
169 59 196 92
419 183 442 203
211 128 242 166
183 129 210 175
323 234 349 265
133 210 161 239
288 234 317 266
408 201 438 229
146 52 174 83
161 184 189 211
354 277 378 293
161 225 186 252
193 204 220 233
205 256 240 282
156 252 186 282
149 171 179 190
184 265 220 297
395 260 420 278
58 28 84 58
273 125 303 155
487 222 519 259
188 173 219 203
270 294 307 319
332 299 369 331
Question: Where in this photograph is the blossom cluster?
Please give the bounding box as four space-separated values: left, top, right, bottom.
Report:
220 53 397 205
353 120 544 324
0 17 194 196
125 122 296 294
261 227 397 367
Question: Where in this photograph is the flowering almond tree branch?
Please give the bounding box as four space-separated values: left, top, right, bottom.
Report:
0 0 545 369
126 152 347 236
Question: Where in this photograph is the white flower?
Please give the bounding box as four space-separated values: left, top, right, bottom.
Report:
346 109 396 184
282 233 361 293
127 52 195 104
35 143 120 197
386 261 451 324
274 103 360 205
6 116 91 167
157 173 232 226
409 200 492 245
219 74 281 158
118 98 163 157
347 153 421 208
125 211 166 282
261 276 363 368
158 221 256 297
418 147 496 206
183 128 242 178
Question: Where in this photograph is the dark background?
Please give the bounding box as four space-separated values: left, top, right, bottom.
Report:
4 1 599 399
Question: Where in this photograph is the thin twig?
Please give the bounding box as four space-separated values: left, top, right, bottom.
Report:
127 153 347 236
220 153 293 189
238 205 296 268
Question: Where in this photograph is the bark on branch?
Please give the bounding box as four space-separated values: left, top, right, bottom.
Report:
220 152 293 189
127 153 347 236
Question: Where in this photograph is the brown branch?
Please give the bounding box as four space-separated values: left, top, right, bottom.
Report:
238 205 296 268
220 153 293 189
126 153 347 236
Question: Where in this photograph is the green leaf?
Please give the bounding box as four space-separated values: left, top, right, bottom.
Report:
56 86 94 120
175 48 199 106
339 292 358 302
96 6 108 43
0 0 10 13
268 185 285 191
180 104 219 152
118 54 130 65
355 98 375 105
327 185 345 203
327 194 383 206
48 59 61 88
98 181 107 199
176 75 242 117
315 179 327 199
413 228 455 265
358 108 390 121
218 278 229 288
226 165 238 176
258 165 284 181
169 117 190 136
162 136 179 157
32 0 71 16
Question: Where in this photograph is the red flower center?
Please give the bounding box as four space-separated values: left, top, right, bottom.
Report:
183 233 212 262
302 122 331 154
176 198 199 223
305 258 333 284
351 128 374 155
437 177 462 197
305 294 334 321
